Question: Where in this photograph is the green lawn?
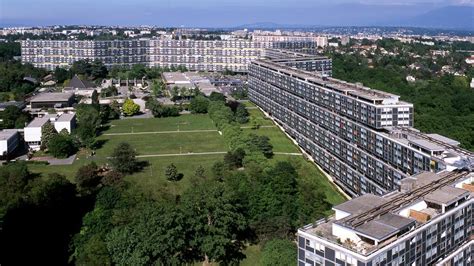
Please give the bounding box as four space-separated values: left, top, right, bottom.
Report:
126 154 225 197
95 131 227 157
106 115 216 133
243 127 300 153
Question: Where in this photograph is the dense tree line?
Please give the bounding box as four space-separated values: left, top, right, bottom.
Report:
0 60 47 100
0 163 87 264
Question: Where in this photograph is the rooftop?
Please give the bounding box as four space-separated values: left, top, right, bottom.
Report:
26 116 50 128
68 75 97 89
0 129 19 141
333 194 388 216
57 113 75 122
300 171 473 256
424 186 470 206
30 92 74 103
355 213 415 241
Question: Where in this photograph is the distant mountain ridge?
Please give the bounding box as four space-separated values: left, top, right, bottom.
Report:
403 6 474 30
235 5 473 31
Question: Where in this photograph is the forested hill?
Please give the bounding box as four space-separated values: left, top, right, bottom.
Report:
331 53 474 152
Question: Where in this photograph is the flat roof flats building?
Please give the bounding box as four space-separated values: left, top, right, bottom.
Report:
297 171 473 266
248 52 474 196
29 92 75 109
21 39 319 72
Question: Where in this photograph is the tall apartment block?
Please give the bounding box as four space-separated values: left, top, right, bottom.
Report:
20 39 318 72
298 170 473 266
248 52 474 197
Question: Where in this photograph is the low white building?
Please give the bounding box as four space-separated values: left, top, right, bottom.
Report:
24 116 49 150
24 113 76 150
54 113 76 133
0 129 20 159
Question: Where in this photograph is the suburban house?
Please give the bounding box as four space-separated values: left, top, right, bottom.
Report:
24 113 76 151
0 129 20 159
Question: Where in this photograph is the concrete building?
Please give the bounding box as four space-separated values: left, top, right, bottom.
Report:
24 113 76 150
248 52 474 196
298 171 473 266
0 129 20 159
21 39 320 72
24 116 50 150
162 72 218 96
53 113 76 134
29 92 75 109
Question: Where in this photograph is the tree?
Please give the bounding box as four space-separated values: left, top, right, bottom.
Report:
246 134 273 158
91 89 99 107
101 170 124 187
180 180 249 264
0 105 29 129
165 163 179 181
260 239 297 266
71 187 121 265
40 121 58 150
189 95 209 114
122 98 140 116
100 85 118 97
75 162 101 194
54 67 69 84
194 165 205 179
0 162 32 215
90 60 108 79
47 134 76 158
0 165 80 265
109 142 138 174
223 148 246 169
209 92 226 102
235 104 249 124
151 80 164 97
106 202 187 265
76 104 100 147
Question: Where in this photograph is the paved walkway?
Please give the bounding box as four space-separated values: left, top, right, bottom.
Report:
103 129 217 136
133 151 302 158
31 154 77 165
274 152 303 156
240 125 276 129
136 151 227 158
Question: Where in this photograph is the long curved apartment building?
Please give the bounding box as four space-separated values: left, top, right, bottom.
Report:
20 39 318 72
248 51 474 197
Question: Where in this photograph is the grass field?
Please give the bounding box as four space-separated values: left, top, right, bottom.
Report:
106 115 216 133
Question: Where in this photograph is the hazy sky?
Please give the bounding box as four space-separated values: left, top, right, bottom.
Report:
0 0 472 27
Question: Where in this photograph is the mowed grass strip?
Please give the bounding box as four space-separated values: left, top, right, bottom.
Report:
95 131 227 157
106 114 217 134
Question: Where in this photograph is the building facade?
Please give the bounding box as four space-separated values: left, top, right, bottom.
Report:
21 39 319 72
0 129 20 159
297 171 473 266
248 54 474 196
